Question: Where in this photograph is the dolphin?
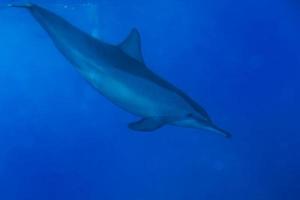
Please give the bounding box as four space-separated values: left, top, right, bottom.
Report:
6 3 231 138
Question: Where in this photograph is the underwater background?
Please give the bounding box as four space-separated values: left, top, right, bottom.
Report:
0 0 299 199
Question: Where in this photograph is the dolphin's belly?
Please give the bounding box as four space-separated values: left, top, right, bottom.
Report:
83 68 192 117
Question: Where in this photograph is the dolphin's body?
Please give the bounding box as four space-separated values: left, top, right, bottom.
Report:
8 3 231 138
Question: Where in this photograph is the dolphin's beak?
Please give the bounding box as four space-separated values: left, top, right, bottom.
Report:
206 124 232 139
189 114 232 138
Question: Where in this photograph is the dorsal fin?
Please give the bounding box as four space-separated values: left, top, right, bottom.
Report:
119 28 144 63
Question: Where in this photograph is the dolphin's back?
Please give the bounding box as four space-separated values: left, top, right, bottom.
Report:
25 5 150 74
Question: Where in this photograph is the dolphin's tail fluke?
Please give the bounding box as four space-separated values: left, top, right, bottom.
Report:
0 3 32 9
8 3 32 8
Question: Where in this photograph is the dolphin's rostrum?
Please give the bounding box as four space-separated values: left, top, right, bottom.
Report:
8 3 231 138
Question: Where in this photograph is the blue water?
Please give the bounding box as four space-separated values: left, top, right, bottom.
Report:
0 0 299 199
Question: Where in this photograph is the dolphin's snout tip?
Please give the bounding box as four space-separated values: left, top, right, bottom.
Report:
224 131 232 139
210 124 232 139
216 127 232 139
218 128 232 139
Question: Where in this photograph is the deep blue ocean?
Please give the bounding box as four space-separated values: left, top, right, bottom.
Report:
0 0 299 199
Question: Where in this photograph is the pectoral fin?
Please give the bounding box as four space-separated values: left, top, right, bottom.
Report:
128 117 166 132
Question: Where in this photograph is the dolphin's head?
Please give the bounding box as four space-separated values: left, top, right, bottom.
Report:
174 112 232 138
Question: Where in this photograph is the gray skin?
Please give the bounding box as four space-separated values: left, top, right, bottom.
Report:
9 3 231 138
